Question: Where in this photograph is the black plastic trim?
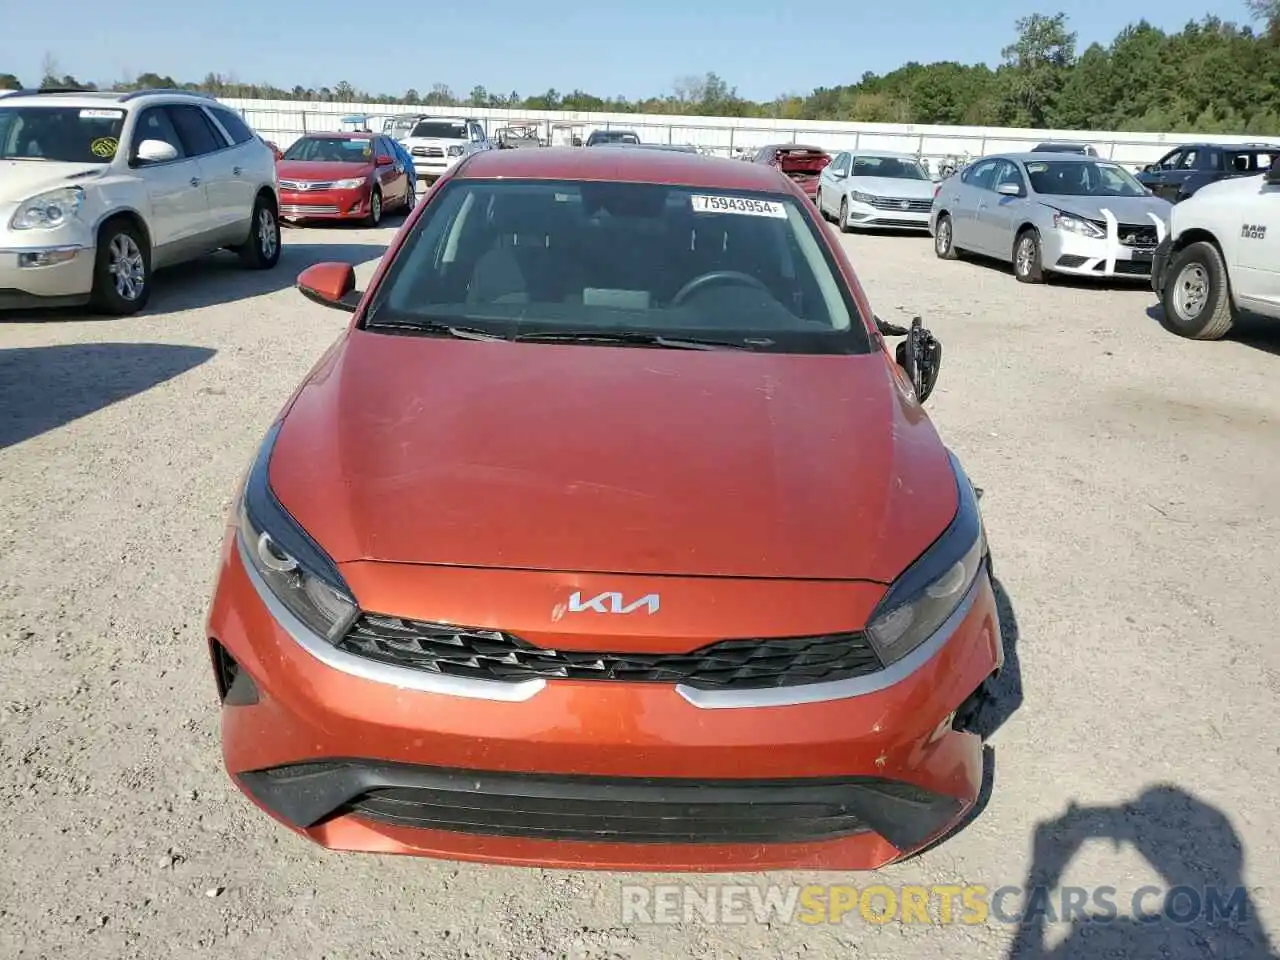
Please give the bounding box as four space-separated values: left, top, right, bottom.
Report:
237 759 964 851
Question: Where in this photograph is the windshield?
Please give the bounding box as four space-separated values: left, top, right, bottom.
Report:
0 105 127 163
363 179 871 355
282 136 374 162
590 131 639 144
851 156 928 180
1025 159 1147 197
410 121 468 140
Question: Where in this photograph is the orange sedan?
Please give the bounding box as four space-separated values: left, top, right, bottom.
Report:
205 147 1004 871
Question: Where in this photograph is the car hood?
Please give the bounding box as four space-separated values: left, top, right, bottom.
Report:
0 161 104 201
1037 194 1171 224
276 160 372 180
403 137 467 148
846 177 936 199
269 334 959 582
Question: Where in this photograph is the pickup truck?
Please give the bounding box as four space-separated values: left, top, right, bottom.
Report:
1136 142 1279 203
1150 156 1280 339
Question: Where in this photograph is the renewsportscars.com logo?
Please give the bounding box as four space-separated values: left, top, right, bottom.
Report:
620 883 1253 926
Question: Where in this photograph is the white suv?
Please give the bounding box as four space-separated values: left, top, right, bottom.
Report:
399 116 492 186
0 88 280 315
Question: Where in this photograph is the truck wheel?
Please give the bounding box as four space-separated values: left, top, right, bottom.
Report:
1160 241 1235 340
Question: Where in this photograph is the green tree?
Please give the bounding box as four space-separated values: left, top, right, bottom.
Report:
997 12 1078 127
0 72 21 90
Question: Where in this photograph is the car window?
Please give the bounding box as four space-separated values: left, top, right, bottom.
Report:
167 105 228 156
995 160 1025 192
964 159 1000 190
363 179 872 355
1024 159 1148 197
829 153 849 176
850 155 929 180
0 105 126 163
1227 150 1275 173
411 120 468 140
1157 150 1183 170
1177 150 1198 170
130 106 186 161
207 106 255 145
282 136 375 162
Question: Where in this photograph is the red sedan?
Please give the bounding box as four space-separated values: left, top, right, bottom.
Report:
749 143 832 202
206 147 1002 871
277 133 414 227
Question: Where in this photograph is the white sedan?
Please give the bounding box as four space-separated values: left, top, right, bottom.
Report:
815 150 937 232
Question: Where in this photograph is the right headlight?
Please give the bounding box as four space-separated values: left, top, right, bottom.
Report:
865 452 988 666
10 186 85 230
236 421 358 643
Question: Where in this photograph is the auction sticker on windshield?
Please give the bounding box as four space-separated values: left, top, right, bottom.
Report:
691 195 787 218
79 109 124 120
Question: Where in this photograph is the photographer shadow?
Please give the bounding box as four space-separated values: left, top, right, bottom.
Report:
1006 786 1277 959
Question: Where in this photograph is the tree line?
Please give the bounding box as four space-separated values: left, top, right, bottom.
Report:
3 6 1278 134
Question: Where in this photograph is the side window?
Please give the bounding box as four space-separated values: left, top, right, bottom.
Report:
130 107 186 162
835 153 851 176
1158 150 1182 171
964 159 1000 190
207 106 255 145
995 160 1025 193
167 105 227 157
1177 149 1198 170
469 123 484 142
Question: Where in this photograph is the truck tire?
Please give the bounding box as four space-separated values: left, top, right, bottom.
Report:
1159 240 1235 340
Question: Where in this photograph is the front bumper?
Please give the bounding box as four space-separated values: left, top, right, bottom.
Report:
279 187 371 221
844 199 932 231
409 155 463 182
207 526 1003 870
1041 217 1165 279
0 241 95 309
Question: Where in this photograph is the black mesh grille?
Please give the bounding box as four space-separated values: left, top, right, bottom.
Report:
337 615 882 689
1118 223 1159 247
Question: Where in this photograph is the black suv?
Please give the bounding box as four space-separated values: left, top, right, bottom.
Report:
1136 142 1279 202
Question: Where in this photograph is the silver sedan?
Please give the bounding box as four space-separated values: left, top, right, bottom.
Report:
929 153 1173 283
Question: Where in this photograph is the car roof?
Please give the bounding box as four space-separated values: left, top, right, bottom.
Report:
302 131 381 138
848 149 918 159
456 146 796 191
1003 152 1116 163
761 143 824 152
0 88 218 108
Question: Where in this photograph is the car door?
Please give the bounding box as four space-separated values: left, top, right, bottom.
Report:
1139 149 1180 199
204 104 265 240
127 106 212 263
1235 175 1280 311
819 153 848 215
978 160 1030 256
374 136 404 204
947 158 1001 253
166 104 239 246
1159 148 1200 202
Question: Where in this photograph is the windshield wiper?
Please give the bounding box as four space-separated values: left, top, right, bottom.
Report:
364 318 507 341
513 331 762 350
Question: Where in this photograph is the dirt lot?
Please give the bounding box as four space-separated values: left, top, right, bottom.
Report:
2 220 1277 960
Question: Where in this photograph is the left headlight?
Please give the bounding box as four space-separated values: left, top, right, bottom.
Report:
10 186 85 230
865 452 988 667
237 421 358 643
852 190 876 204
1051 210 1105 239
332 178 365 190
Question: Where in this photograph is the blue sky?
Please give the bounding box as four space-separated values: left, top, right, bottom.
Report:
8 0 1259 103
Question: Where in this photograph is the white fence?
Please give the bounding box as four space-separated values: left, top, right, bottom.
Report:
222 97 1276 170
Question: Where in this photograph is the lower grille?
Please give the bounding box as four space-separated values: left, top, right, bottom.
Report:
868 196 933 213
1111 259 1151 276
867 217 929 228
338 614 882 689
239 760 963 848
280 204 340 215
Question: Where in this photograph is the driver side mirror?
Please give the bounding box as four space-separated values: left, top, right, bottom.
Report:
876 315 942 403
996 182 1021 197
297 262 361 312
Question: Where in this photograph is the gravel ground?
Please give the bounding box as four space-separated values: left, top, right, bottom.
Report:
1 217 1277 960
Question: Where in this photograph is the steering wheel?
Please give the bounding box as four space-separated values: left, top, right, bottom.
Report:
670 270 770 307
